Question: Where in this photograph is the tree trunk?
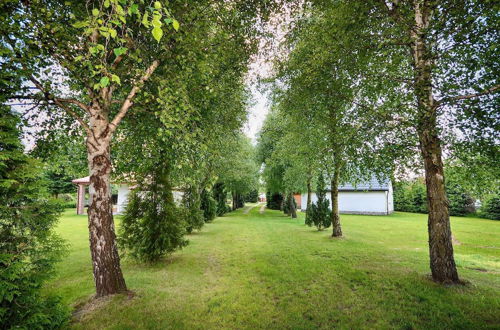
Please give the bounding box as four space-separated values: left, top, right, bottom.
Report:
86 115 127 297
306 179 312 211
290 193 297 218
284 194 290 216
410 1 459 283
330 164 342 237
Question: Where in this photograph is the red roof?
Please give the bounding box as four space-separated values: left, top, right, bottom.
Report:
72 176 90 184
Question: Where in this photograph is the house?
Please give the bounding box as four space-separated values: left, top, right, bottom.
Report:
71 176 131 215
300 178 394 215
72 176 184 215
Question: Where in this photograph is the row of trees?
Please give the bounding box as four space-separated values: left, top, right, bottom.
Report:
257 0 499 284
1 0 263 326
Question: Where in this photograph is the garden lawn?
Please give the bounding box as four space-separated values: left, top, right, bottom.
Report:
46 204 500 329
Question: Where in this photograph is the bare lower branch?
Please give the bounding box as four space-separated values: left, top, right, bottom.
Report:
11 94 88 111
27 74 90 131
109 60 159 133
53 99 90 132
112 54 124 69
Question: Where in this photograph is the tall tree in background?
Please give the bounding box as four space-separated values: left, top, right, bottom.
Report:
218 134 260 211
271 4 393 237
257 109 287 210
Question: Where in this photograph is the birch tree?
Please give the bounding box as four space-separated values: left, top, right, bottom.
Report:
3 0 181 297
3 0 275 296
359 0 499 283
305 0 498 283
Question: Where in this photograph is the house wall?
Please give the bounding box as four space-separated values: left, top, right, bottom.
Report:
173 190 184 205
300 190 393 215
117 184 130 214
116 186 184 214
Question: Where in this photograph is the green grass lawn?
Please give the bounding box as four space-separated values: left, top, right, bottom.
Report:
46 204 500 329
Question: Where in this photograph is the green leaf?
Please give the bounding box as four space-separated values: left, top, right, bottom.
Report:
154 1 162 9
152 14 162 28
92 8 99 16
111 74 121 85
142 12 149 27
100 76 110 87
104 0 110 8
116 4 125 15
152 27 163 42
113 47 128 56
72 21 89 28
110 28 117 38
172 19 180 31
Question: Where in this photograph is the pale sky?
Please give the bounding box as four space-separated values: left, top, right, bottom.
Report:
244 86 270 144
243 6 293 144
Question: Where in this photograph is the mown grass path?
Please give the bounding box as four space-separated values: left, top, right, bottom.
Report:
47 206 500 329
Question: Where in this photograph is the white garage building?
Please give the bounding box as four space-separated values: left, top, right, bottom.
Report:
300 178 394 215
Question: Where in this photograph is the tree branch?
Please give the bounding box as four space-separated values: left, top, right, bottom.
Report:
436 85 500 107
53 99 90 132
27 75 90 132
378 0 403 24
109 60 159 133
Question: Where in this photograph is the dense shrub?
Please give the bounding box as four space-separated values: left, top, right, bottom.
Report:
200 189 217 222
305 174 331 230
283 193 297 215
213 182 230 216
393 180 428 213
183 187 205 233
244 189 259 203
394 178 476 216
54 193 76 209
480 194 500 220
118 170 188 262
446 182 476 216
0 108 68 328
266 192 283 210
